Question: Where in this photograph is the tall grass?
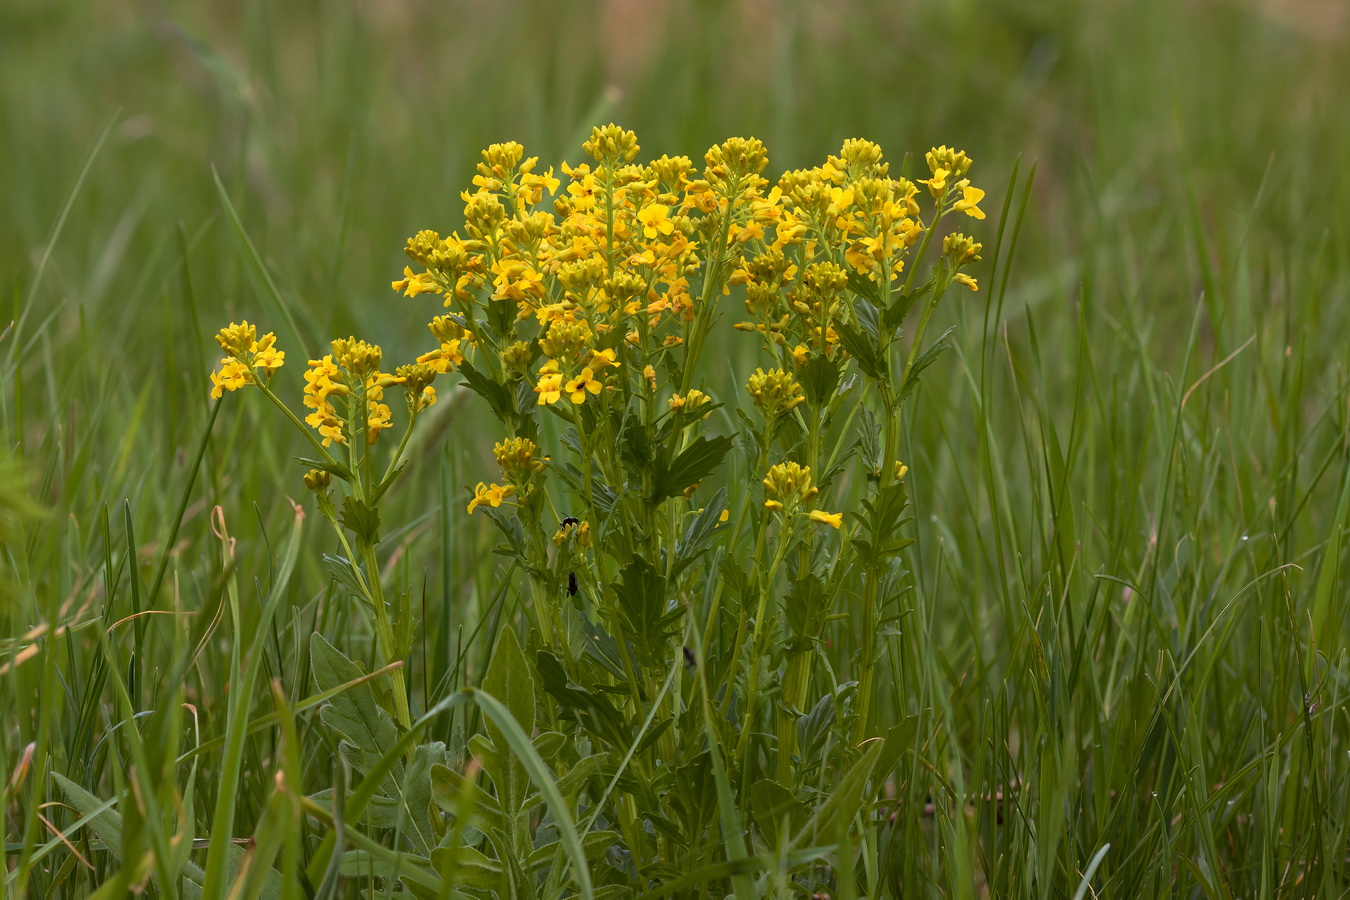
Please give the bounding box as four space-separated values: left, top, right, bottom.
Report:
3 0 1348 896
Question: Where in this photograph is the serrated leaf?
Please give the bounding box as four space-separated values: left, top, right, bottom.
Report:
881 281 931 331
457 359 515 421
846 269 882 305
321 553 367 600
672 487 729 578
310 634 402 787
649 434 734 502
833 320 883 379
535 650 631 748
339 495 381 544
613 557 680 667
796 354 841 406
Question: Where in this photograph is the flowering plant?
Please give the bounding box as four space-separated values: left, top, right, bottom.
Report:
209 125 982 895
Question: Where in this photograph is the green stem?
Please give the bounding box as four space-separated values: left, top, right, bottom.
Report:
254 379 339 466
360 542 414 735
732 525 793 765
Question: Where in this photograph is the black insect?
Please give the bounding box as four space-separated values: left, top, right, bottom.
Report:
567 571 579 596
683 646 696 671
560 516 581 528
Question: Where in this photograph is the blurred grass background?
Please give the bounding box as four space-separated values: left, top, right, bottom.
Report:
3 0 1349 894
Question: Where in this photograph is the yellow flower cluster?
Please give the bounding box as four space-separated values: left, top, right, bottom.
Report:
379 128 980 517
301 338 409 447
210 321 285 399
762 460 842 528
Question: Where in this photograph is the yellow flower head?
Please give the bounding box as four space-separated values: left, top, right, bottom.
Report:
251 332 286 376
215 321 258 358
552 518 592 547
953 181 985 220
535 371 564 405
763 461 817 510
494 436 546 480
583 124 640 165
585 348 618 371
210 358 253 398
747 367 806 419
302 468 332 494
366 401 394 444
396 362 438 413
392 266 440 298
210 322 284 388
669 389 712 419
564 367 603 404
808 509 843 529
943 233 983 264
331 337 382 379
467 482 516 515
638 203 674 240
539 320 593 361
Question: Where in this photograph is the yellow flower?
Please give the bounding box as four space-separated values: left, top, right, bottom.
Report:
535 372 564 405
392 266 440 298
467 482 516 515
552 519 592 547
367 402 393 444
304 407 346 446
894 461 909 480
953 181 985 219
808 509 843 529
417 385 437 411
252 333 285 376
718 509 730 523
763 461 816 507
585 348 618 371
210 358 253 398
954 273 978 291
564 367 603 404
214 321 257 358
637 203 674 240
417 339 465 373
643 364 657 389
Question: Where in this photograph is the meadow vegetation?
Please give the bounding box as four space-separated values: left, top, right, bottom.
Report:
2 1 1348 897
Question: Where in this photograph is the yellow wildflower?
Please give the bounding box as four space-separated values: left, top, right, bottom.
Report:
808 509 843 529
564 367 603 404
392 266 440 298
954 273 979 291
585 348 618 371
763 461 817 508
210 358 253 398
953 181 985 219
535 371 564 405
638 203 674 240
251 333 285 376
467 482 516 515
367 401 393 444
